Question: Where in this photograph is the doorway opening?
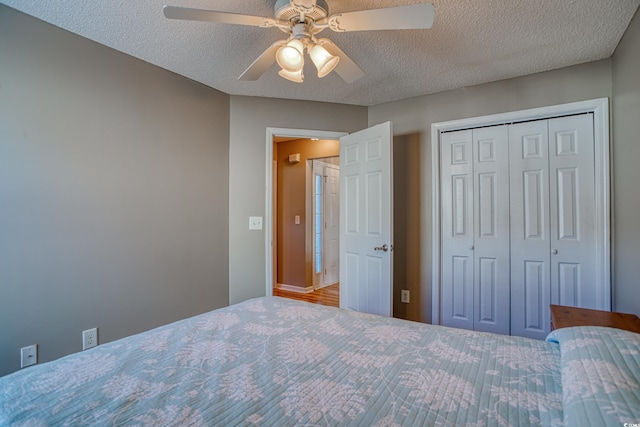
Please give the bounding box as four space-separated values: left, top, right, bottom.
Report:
311 158 340 290
266 128 347 308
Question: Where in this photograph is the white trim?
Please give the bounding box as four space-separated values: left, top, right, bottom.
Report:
266 128 348 298
310 160 340 289
431 98 611 324
275 283 315 294
311 160 325 286
431 124 441 325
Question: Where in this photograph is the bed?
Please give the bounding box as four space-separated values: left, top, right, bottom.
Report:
1 296 639 426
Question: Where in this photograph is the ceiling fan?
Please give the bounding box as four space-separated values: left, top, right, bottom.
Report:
163 0 435 83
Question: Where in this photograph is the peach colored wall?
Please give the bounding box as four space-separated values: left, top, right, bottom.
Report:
275 139 339 288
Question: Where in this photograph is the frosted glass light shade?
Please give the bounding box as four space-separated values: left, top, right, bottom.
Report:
309 44 339 78
278 68 304 83
276 39 304 72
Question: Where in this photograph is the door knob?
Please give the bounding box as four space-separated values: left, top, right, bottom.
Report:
374 244 389 252
551 249 558 255
469 245 474 250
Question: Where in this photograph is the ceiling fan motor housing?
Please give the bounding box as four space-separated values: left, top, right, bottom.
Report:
275 0 329 24
291 23 313 41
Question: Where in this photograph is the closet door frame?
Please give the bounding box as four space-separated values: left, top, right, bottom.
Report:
431 98 611 326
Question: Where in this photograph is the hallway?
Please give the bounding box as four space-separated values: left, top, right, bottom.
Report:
273 283 339 308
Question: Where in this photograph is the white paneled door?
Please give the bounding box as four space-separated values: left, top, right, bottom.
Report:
509 120 552 338
510 114 597 339
441 112 600 339
441 126 511 334
472 126 511 334
441 130 474 330
340 122 393 317
548 115 597 309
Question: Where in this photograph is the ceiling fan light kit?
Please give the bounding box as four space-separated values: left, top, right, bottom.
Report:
309 42 339 78
276 38 305 73
278 68 304 83
163 1 435 83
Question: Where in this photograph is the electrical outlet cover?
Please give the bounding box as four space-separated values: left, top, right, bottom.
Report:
401 290 410 303
20 344 37 368
82 328 98 350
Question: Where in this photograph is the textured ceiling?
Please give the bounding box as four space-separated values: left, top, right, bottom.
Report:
2 0 639 106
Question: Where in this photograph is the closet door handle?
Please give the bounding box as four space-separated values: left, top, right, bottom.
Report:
551 249 558 255
468 245 474 250
374 244 389 252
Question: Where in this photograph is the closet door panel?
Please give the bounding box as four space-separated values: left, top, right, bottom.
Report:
477 256 498 326
523 260 546 332
440 110 603 338
509 121 551 339
549 115 597 309
473 126 510 334
441 130 474 330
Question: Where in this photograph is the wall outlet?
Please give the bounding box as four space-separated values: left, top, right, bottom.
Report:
20 344 37 368
82 328 98 350
401 290 410 304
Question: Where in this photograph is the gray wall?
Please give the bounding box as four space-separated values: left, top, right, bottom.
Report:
229 96 367 304
369 59 613 323
612 8 640 314
0 6 230 376
2 0 638 378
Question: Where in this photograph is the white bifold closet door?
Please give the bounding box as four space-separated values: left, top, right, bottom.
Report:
510 114 596 339
441 126 511 334
441 113 597 338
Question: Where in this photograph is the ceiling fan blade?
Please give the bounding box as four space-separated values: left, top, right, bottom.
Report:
163 5 276 28
238 40 287 81
318 39 365 83
328 3 434 32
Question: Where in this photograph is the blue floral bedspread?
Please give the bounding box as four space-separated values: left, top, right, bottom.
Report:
1 297 633 426
546 326 640 426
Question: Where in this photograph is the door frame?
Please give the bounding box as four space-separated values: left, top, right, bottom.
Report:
430 98 611 325
310 159 340 290
265 128 348 297
311 159 327 289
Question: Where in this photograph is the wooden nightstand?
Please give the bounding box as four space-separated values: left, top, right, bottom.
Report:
550 304 640 333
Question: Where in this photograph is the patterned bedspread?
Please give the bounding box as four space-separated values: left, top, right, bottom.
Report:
0 297 635 426
546 326 640 426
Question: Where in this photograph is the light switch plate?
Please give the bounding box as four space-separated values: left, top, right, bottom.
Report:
249 216 263 230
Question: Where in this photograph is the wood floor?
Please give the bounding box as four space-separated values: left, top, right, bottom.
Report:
273 283 339 307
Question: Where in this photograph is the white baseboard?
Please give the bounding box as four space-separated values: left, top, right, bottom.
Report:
276 283 314 294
